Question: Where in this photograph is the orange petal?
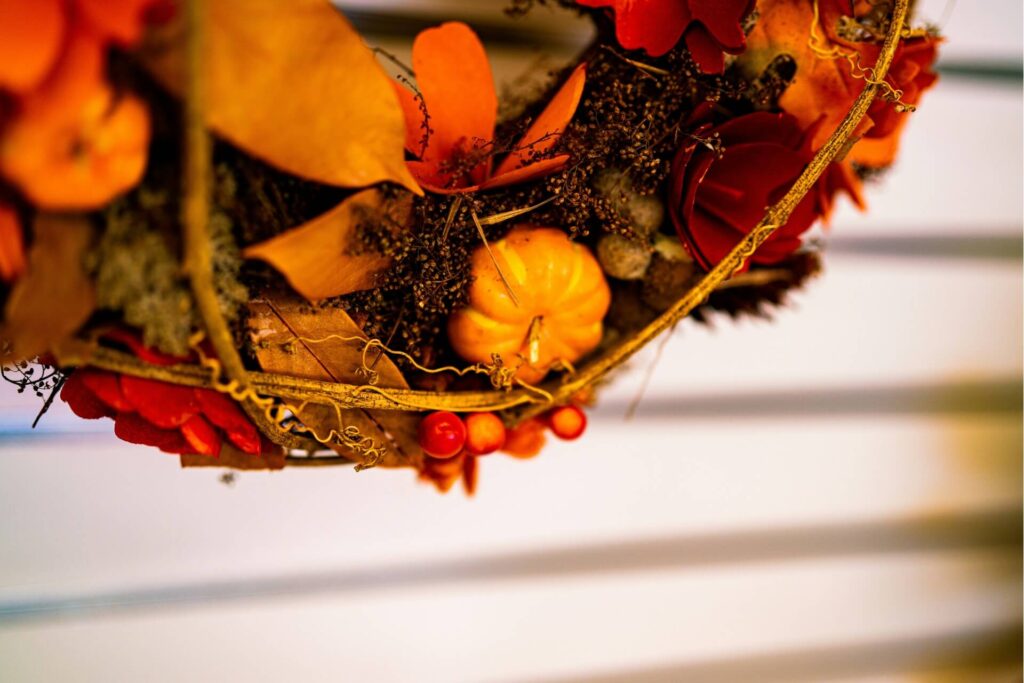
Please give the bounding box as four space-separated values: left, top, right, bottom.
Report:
411 22 497 168
0 0 65 93
0 202 26 283
480 155 569 191
392 80 428 156
493 64 586 177
242 189 396 302
847 124 903 168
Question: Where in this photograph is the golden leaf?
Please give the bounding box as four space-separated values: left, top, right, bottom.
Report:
143 0 421 195
1 214 96 362
242 188 406 303
246 296 422 469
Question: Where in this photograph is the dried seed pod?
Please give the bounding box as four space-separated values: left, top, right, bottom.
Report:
626 194 665 236
597 233 651 280
642 235 695 311
593 168 665 236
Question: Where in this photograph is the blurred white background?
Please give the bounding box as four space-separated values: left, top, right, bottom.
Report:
0 1 1020 681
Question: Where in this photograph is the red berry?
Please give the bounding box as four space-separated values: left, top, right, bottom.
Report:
464 412 506 456
418 411 466 459
547 405 587 440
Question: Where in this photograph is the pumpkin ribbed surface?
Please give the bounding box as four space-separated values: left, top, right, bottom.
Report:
448 226 611 383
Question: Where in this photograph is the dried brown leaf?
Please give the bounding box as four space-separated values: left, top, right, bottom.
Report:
243 189 404 302
247 296 422 469
1 214 95 361
143 0 421 194
181 442 287 471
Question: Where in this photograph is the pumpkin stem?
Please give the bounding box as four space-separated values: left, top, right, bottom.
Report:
526 315 543 366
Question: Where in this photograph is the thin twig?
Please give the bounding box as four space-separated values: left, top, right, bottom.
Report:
31 373 66 429
470 208 520 307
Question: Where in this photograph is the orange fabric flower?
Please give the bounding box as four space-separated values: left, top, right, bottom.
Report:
393 22 586 194
0 0 66 94
0 0 167 210
0 26 151 210
845 38 939 167
577 0 754 73
740 0 939 167
0 0 170 94
0 201 26 282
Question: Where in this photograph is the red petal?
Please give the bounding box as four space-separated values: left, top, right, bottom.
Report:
702 142 806 229
604 0 689 57
195 389 261 454
684 25 725 74
115 412 189 454
180 414 220 456
715 111 803 148
688 0 752 51
103 329 189 366
61 372 115 420
79 369 134 411
120 375 199 428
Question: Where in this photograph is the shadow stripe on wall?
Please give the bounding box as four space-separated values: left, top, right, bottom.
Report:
527 624 1023 683
0 508 1018 625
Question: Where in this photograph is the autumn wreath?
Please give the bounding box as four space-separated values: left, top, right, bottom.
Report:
0 0 940 493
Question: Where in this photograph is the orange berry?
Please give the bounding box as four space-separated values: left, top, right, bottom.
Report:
548 405 587 440
464 412 506 456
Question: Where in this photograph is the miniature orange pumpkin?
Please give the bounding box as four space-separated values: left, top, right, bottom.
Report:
448 226 610 383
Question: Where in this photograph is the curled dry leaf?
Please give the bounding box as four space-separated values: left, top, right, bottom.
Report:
181 442 286 471
1 214 96 362
143 0 421 194
242 189 409 303
247 296 423 469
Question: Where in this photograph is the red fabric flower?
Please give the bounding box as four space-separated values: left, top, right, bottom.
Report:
668 105 860 270
577 0 754 73
60 333 270 457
